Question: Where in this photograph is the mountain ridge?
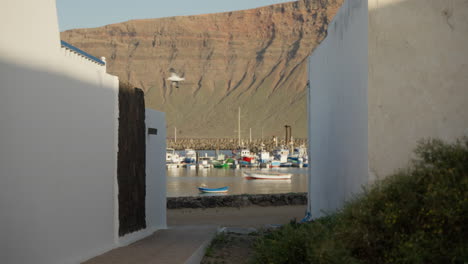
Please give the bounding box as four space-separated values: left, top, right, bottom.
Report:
61 0 343 138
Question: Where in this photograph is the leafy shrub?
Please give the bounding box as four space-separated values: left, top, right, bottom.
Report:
252 137 468 264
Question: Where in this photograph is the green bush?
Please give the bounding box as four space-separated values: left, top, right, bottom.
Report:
252 137 468 264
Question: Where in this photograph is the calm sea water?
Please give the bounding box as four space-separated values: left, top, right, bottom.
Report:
167 166 308 197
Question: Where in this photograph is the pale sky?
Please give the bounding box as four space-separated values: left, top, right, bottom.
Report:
57 0 294 31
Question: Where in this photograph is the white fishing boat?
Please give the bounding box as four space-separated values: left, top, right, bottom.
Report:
243 170 292 180
215 152 225 161
258 144 271 164
166 148 181 164
184 149 196 163
237 148 258 167
197 157 212 168
236 148 252 159
273 146 289 163
289 145 308 161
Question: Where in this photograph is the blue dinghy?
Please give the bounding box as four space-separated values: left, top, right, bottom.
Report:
198 186 229 193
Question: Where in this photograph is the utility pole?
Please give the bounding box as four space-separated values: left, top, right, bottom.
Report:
238 107 241 147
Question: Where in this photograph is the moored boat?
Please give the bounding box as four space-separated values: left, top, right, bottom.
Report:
270 160 281 168
213 161 230 168
243 170 292 180
273 146 289 163
280 162 293 167
289 145 308 166
198 186 229 193
258 144 271 165
166 163 180 169
184 149 197 163
197 157 212 168
166 148 181 164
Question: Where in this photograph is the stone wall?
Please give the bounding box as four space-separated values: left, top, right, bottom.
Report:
167 138 307 151
167 193 307 209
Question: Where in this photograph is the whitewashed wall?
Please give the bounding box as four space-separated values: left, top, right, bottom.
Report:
0 0 120 263
368 0 468 180
146 109 167 231
0 0 61 69
307 0 368 217
308 0 468 217
0 58 119 264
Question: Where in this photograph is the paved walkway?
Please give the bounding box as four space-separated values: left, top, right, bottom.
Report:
83 205 306 264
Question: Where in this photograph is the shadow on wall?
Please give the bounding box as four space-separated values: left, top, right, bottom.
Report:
0 58 118 264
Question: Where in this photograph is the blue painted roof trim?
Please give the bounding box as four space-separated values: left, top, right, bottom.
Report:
60 40 105 65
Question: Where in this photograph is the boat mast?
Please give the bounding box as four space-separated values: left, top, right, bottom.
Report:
249 128 252 143
238 107 241 147
174 127 177 143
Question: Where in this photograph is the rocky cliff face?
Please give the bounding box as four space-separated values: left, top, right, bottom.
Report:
61 0 342 138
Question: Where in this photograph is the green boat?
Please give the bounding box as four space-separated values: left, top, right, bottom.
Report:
213 161 229 168
213 158 235 168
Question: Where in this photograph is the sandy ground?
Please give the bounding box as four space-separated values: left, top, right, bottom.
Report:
167 205 307 228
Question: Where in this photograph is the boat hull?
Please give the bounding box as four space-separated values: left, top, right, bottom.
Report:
213 163 229 168
198 186 229 193
243 171 292 180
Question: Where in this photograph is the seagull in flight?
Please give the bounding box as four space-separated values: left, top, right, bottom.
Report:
167 72 185 88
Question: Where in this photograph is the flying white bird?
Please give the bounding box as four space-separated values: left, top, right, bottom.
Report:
167 72 185 88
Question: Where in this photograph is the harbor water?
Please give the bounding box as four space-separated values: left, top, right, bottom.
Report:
167 166 308 197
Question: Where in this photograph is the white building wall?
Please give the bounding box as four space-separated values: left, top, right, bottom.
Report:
368 0 468 180
0 0 61 68
0 58 119 264
307 0 368 217
308 0 468 216
145 109 167 231
0 1 121 263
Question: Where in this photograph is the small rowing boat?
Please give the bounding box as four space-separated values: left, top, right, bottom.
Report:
243 171 292 180
198 186 229 193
